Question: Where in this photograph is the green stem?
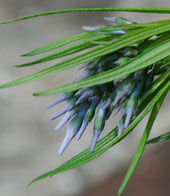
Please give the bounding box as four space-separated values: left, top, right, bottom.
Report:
118 87 169 196
1 8 170 24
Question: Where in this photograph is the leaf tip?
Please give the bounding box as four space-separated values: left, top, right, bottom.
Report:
26 181 33 189
21 52 34 57
14 65 25 68
33 92 39 96
13 65 21 68
20 54 27 57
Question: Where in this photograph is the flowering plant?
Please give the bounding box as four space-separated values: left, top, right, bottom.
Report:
0 7 170 195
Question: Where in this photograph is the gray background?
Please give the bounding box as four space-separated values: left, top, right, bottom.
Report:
0 1 170 196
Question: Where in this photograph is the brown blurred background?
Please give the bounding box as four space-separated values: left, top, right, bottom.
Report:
0 1 170 196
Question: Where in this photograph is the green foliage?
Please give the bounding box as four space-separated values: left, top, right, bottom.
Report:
22 32 90 56
147 132 170 144
34 35 170 96
28 76 170 188
1 7 170 196
1 21 170 91
118 87 169 195
1 8 170 25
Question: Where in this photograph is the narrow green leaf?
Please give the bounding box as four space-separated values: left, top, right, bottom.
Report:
34 39 170 96
118 86 169 196
17 34 112 67
65 72 170 167
18 24 170 67
135 71 170 117
141 33 170 54
1 8 170 25
158 58 170 70
21 19 170 58
147 132 170 144
22 32 91 56
63 72 170 167
28 79 170 187
27 128 118 187
1 23 170 89
22 22 157 57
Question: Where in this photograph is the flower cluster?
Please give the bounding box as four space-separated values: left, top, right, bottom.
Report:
48 17 155 156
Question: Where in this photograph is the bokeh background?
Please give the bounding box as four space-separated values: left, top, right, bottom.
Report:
0 1 170 196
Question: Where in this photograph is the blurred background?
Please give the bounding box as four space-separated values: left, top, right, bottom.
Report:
0 1 170 196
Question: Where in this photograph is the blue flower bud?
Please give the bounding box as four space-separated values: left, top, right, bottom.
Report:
55 110 76 131
90 100 107 151
47 91 75 109
58 103 89 155
50 95 79 120
98 28 126 35
76 88 94 104
77 96 100 139
47 16 159 155
73 67 96 82
122 48 138 57
118 115 126 137
103 90 117 109
124 82 143 128
90 129 101 152
104 17 134 25
114 57 131 66
82 25 104 31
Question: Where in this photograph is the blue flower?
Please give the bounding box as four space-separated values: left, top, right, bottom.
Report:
48 17 156 155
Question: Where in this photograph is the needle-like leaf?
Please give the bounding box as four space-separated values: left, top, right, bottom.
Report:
118 85 169 196
147 132 170 144
1 8 170 25
34 40 170 96
27 77 170 187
